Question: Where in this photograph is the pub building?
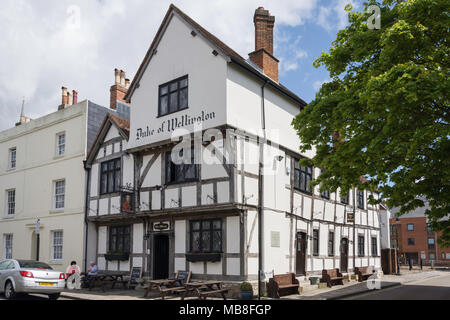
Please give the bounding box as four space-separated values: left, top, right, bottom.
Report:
84 5 382 291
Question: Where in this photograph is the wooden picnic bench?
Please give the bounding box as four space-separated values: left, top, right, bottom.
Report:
82 271 129 292
267 273 299 298
182 281 228 300
354 266 375 282
143 271 192 299
321 268 344 288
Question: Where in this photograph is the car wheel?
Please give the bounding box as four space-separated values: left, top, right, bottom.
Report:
4 281 16 300
48 293 60 300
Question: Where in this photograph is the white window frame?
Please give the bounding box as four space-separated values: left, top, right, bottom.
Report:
56 132 66 156
53 180 65 210
6 189 15 217
51 230 63 261
3 234 13 259
8 148 16 170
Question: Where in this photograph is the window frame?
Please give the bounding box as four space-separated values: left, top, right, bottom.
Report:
8 148 16 170
328 231 334 256
407 238 415 246
312 230 319 256
6 189 15 216
357 190 364 209
108 225 131 253
100 158 121 195
189 219 222 254
158 75 189 117
293 160 312 194
358 235 365 257
56 132 66 156
51 230 63 261
165 149 198 185
340 191 349 204
371 236 378 257
407 224 414 231
3 234 13 259
53 179 66 210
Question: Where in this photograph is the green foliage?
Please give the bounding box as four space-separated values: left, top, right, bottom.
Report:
292 0 450 246
240 282 253 292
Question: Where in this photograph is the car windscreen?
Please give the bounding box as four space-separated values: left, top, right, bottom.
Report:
18 260 53 270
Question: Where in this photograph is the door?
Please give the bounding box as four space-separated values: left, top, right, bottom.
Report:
296 232 307 276
153 234 169 279
340 238 348 272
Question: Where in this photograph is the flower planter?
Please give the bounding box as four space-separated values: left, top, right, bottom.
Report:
104 253 130 261
240 292 253 300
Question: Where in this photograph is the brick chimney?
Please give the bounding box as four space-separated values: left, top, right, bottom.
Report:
72 90 78 105
110 68 129 110
248 7 279 82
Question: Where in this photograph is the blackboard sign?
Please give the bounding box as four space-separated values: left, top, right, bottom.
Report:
176 271 190 285
130 267 142 285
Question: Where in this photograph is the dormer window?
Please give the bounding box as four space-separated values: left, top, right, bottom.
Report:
158 75 188 116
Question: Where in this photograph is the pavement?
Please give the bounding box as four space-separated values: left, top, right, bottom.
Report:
18 269 443 301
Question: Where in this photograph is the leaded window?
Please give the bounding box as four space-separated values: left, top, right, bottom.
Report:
109 226 131 253
190 219 222 253
158 76 188 116
294 160 312 193
165 149 197 184
100 158 121 194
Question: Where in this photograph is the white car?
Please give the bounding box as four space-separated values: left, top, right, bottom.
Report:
0 259 66 300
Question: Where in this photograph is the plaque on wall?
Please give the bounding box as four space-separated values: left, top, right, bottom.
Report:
346 212 355 223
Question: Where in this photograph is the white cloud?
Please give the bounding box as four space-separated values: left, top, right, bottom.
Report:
316 0 359 32
313 78 330 91
0 0 322 131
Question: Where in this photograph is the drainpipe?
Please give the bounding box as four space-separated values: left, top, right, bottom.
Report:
83 160 90 274
258 80 268 300
353 188 356 273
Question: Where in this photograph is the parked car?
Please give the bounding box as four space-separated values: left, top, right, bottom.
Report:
0 259 66 300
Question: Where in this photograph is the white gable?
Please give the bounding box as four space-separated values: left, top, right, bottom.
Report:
104 123 121 142
128 13 228 149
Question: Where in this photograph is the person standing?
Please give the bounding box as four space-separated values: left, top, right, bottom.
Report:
409 258 413 271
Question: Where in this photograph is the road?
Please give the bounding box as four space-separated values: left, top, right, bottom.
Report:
345 272 450 300
0 293 71 300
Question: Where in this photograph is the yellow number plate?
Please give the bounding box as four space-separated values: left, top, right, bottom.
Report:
40 282 55 286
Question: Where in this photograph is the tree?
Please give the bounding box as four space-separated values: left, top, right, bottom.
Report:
292 0 449 246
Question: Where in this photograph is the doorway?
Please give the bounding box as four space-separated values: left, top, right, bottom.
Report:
340 238 349 272
296 232 307 276
153 234 169 279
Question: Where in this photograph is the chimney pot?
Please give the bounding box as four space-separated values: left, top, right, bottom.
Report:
114 68 121 85
125 78 130 89
68 92 73 106
120 70 126 86
62 87 68 105
110 68 130 110
72 90 78 105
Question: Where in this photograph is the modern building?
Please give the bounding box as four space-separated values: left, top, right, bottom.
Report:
84 4 383 284
390 204 450 265
0 72 130 271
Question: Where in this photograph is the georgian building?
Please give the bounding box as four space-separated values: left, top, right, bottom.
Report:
84 4 382 282
0 82 129 270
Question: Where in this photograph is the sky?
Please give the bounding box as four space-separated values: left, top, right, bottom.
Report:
0 0 361 131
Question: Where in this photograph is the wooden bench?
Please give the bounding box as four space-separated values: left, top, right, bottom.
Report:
268 273 299 298
354 266 375 282
321 268 344 288
143 271 192 299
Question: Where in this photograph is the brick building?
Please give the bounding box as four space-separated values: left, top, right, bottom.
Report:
390 205 450 265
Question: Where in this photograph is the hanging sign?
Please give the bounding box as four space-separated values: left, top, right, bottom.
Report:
346 212 355 223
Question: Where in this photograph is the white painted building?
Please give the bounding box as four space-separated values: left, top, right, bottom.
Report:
85 4 382 282
0 80 130 271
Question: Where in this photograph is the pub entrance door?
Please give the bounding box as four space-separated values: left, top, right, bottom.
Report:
153 234 169 279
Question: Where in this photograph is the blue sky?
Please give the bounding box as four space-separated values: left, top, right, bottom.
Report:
0 0 362 131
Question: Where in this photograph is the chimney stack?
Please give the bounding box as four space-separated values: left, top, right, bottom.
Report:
248 7 279 82
110 68 130 110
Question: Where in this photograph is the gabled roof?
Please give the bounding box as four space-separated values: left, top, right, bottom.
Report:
125 4 307 108
86 113 130 166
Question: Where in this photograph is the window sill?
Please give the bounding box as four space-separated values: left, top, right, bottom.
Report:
3 215 15 220
49 261 63 265
53 155 65 160
157 106 189 118
50 209 65 214
6 167 16 172
186 253 222 262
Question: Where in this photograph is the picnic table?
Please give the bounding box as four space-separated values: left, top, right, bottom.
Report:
82 271 130 292
143 279 181 298
182 281 228 300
